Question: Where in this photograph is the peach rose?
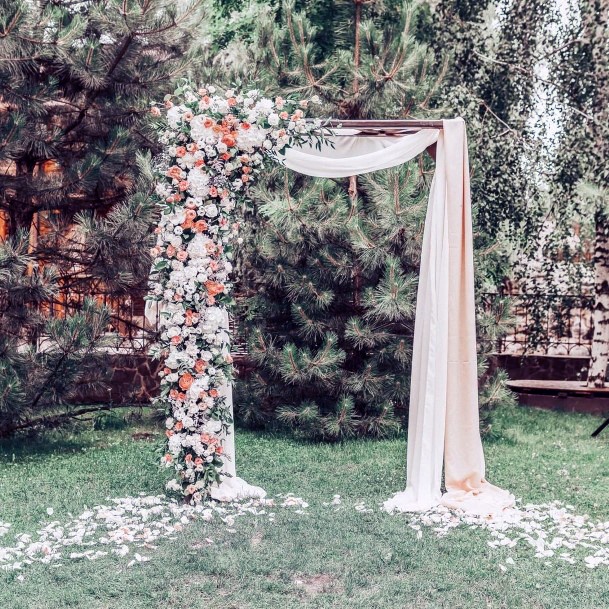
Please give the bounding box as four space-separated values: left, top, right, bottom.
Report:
205 281 225 297
179 372 193 390
209 186 218 197
175 146 187 157
194 359 206 373
176 250 188 262
167 166 182 180
194 220 208 233
150 106 161 117
175 420 184 431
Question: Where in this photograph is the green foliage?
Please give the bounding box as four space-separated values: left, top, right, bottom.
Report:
229 1 515 440
0 0 206 436
235 164 428 440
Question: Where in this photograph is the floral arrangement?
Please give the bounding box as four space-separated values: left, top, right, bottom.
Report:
147 80 323 503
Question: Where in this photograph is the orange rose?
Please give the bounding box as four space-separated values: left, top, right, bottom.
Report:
194 359 206 373
194 220 208 233
175 421 184 431
194 159 205 168
209 388 219 398
215 445 223 454
227 97 237 106
179 372 193 390
203 116 213 128
205 281 225 297
222 135 236 147
167 166 182 180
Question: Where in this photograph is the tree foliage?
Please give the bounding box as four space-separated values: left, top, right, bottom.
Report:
0 0 205 435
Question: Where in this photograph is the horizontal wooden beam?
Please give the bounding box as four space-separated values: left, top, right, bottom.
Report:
323 119 443 129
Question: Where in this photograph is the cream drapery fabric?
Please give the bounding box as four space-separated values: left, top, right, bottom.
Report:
282 118 514 516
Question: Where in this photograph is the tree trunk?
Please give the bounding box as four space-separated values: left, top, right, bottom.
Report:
587 212 609 387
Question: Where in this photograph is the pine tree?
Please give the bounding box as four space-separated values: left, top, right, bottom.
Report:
228 0 444 440
0 0 205 435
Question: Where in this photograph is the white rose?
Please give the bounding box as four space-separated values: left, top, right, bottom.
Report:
166 106 184 128
268 113 280 126
204 204 218 218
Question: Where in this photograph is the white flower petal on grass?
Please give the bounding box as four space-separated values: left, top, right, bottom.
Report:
0 494 279 572
394 499 609 570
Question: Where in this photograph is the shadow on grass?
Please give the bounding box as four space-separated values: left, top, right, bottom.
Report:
0 406 158 462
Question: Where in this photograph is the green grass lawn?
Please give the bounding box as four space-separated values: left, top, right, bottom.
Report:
1 405 609 609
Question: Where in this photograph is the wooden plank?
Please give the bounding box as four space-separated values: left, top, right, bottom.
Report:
507 379 609 396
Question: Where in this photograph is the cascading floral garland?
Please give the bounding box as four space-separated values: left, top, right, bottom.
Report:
147 80 324 503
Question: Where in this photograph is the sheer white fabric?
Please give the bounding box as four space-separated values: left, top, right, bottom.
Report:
281 119 514 516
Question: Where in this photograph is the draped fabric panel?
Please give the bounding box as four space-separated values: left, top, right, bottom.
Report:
282 118 514 515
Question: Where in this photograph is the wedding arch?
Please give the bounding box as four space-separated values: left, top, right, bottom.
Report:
145 82 514 517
